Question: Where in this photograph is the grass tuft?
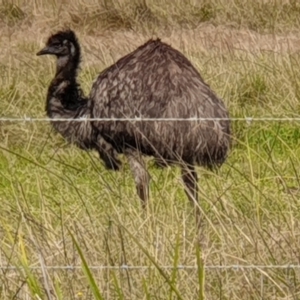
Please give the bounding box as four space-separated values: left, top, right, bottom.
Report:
1 0 300 298
0 2 26 26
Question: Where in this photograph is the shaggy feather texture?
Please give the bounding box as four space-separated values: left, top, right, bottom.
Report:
90 38 231 168
37 29 231 210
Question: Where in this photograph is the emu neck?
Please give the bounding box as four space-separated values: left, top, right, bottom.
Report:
47 53 87 119
55 55 78 80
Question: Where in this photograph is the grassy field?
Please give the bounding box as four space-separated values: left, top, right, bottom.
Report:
1 0 300 299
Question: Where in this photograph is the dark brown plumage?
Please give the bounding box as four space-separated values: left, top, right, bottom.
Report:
37 29 231 212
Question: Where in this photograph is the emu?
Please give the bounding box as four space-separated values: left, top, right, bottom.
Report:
37 29 231 214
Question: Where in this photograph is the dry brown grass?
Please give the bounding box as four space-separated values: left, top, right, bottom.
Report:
1 0 300 299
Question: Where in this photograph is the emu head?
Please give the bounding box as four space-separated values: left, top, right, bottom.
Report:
36 30 81 67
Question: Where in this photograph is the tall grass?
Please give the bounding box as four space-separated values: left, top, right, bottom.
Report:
2 0 300 33
1 0 300 299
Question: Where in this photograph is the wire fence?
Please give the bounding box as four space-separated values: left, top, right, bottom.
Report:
1 116 300 122
1 116 300 296
1 264 299 298
1 264 300 271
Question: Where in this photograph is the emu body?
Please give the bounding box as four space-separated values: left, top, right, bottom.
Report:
91 39 230 168
37 30 231 211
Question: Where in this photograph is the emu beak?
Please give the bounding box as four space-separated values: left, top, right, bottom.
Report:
36 46 51 56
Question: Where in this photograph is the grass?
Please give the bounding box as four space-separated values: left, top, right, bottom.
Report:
1 0 300 299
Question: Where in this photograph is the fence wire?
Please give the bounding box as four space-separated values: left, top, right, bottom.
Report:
1 116 300 295
1 264 300 271
1 116 300 122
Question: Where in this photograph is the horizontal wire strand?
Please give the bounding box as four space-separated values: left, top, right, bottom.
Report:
1 117 300 122
1 117 299 274
1 265 300 270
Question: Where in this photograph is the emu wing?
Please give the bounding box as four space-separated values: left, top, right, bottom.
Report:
89 39 230 167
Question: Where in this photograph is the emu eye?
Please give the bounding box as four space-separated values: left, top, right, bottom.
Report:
52 42 61 47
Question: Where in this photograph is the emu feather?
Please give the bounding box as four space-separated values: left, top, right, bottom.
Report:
37 29 231 212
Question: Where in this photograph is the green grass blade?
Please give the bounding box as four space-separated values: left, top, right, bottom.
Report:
195 242 205 300
111 270 125 300
68 229 104 300
169 230 181 300
121 225 184 300
142 277 151 300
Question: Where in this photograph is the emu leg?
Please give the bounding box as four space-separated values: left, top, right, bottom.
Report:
181 164 201 226
126 151 150 209
96 136 121 171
